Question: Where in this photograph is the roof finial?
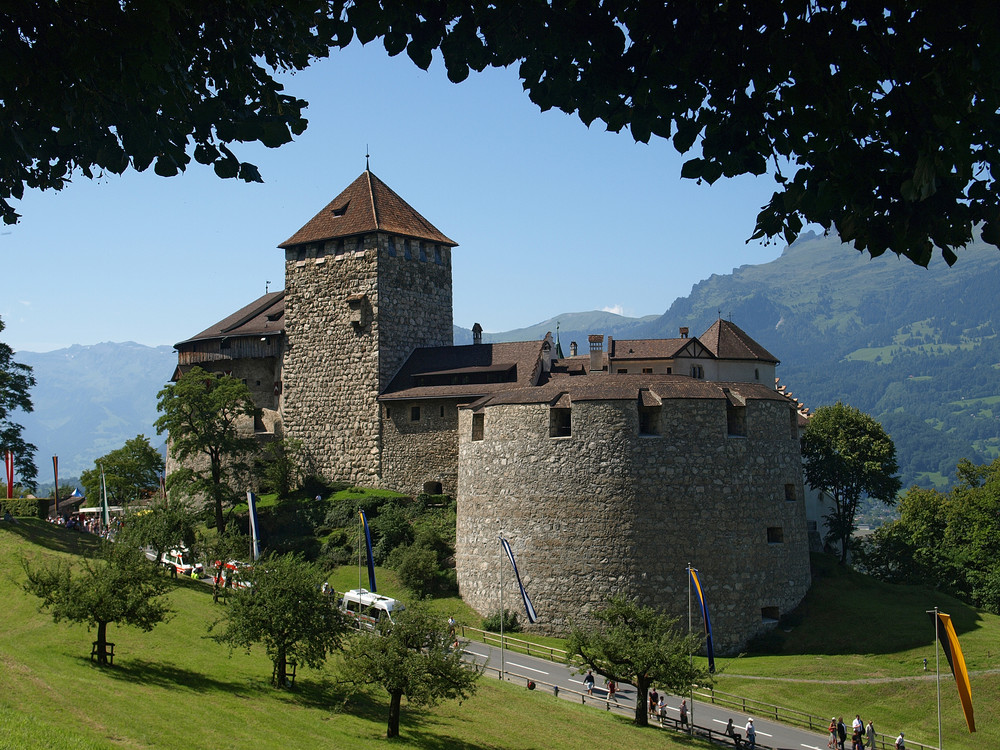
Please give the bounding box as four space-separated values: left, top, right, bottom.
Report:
265 280 271 294
366 145 370 172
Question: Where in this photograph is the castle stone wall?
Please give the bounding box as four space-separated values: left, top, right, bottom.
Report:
281 234 452 487
456 396 810 651
382 399 460 496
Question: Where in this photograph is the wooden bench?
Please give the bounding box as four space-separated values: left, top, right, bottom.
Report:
91 641 115 665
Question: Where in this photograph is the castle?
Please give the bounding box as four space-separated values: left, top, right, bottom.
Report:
173 170 811 651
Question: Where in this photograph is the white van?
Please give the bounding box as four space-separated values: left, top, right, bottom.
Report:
339 589 405 629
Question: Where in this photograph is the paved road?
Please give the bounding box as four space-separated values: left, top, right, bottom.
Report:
460 640 834 750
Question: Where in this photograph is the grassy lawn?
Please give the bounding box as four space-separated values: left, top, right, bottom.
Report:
0 520 688 750
2 522 994 750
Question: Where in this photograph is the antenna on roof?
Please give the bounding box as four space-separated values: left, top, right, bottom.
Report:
717 308 722 319
265 280 271 294
366 145 370 171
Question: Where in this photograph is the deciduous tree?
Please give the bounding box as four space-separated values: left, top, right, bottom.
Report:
341 602 480 738
22 541 172 664
802 401 902 564
80 435 165 506
4 3 1000 264
565 595 710 727
119 501 198 570
212 553 345 687
155 367 256 533
0 316 37 490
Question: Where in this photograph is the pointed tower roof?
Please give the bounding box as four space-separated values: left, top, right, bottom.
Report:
699 318 780 364
278 170 457 249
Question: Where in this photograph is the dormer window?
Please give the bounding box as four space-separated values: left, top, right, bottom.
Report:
331 204 348 217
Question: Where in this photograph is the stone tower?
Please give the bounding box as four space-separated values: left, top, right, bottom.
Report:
278 170 457 485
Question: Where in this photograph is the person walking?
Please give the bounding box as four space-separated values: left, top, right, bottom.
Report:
745 717 756 749
658 694 667 724
894 731 905 750
866 720 876 749
679 698 689 727
837 717 848 750
851 723 863 750
649 687 659 717
583 670 595 696
828 717 838 749
607 679 617 703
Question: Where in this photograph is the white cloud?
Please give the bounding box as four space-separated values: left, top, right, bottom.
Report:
601 304 626 317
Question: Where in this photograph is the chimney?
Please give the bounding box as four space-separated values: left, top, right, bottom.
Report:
570 341 578 357
472 322 483 345
679 327 689 339
589 334 604 373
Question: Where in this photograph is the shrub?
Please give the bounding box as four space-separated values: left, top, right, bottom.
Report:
394 545 440 596
481 609 521 633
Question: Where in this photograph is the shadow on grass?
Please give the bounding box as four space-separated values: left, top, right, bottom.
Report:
745 553 985 657
330 686 499 749
2 519 102 557
102 657 261 695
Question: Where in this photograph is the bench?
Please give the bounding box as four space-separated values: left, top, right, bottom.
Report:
91 641 115 665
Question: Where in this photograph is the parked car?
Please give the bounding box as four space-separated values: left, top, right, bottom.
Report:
338 589 405 629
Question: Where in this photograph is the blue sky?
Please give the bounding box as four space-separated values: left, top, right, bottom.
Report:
1 41 788 354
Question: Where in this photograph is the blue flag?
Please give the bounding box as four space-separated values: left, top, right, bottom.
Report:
360 510 377 593
500 537 537 623
690 567 716 673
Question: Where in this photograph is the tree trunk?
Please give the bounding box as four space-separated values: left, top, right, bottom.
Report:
387 690 403 738
633 676 650 727
274 649 287 688
96 620 109 665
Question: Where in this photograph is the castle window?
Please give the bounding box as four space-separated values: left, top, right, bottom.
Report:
761 606 780 623
667 367 672 374
388 237 397 257
335 239 345 256
755 368 760 381
404 240 412 260
220 339 230 350
331 204 347 217
472 413 484 441
767 527 784 544
617 368 628 374
726 403 747 437
384 406 391 419
638 405 661 436
410 405 421 422
419 242 427 261
549 408 572 438
434 245 442 264
784 483 796 501
642 368 653 374
296 247 306 263
690 364 704 379
790 407 799 439
423 481 443 495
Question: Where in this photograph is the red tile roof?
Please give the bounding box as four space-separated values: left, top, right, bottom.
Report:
609 338 696 360
279 171 457 249
174 292 285 348
699 319 779 363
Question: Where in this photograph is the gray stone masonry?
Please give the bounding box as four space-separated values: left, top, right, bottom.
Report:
382 399 460 497
456 395 811 653
281 234 452 487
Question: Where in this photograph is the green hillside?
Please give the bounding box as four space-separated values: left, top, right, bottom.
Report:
637 233 1000 490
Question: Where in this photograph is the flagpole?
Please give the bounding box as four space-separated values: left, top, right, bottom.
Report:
932 606 943 749
688 563 694 732
52 456 59 517
499 531 505 681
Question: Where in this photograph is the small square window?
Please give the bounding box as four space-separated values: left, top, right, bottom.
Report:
434 246 442 264
617 368 628 374
419 243 427 261
642 368 653 374
549 408 571 438
410 406 420 422
761 606 780 622
404 240 412 260
767 527 784 544
784 484 796 501
388 237 397 257
727 404 747 437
